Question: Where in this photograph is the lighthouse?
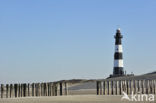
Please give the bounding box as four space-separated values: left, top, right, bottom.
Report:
113 28 124 77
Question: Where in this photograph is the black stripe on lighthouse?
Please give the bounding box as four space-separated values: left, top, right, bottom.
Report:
114 52 123 59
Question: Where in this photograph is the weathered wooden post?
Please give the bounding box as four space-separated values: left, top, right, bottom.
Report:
64 82 68 95
114 81 117 95
44 83 47 96
14 84 18 98
55 83 58 96
100 81 103 95
111 81 113 95
116 81 119 95
119 81 122 95
52 83 54 96
6 84 9 98
59 82 62 96
108 81 110 95
145 80 149 94
21 84 23 97
35 83 38 96
121 80 123 93
96 81 100 95
140 80 144 94
152 80 154 94
18 84 21 97
48 83 52 96
47 83 49 96
154 80 156 94
129 80 132 94
130 80 132 94
123 80 126 92
138 80 141 93
10 84 13 98
126 80 129 94
1 84 4 98
128 80 131 95
39 83 41 96
153 80 156 94
105 81 108 95
41 83 43 96
149 80 153 94
133 80 136 94
51 82 53 96
23 84 26 97
32 83 35 96
27 83 30 96
103 81 105 95
136 80 138 93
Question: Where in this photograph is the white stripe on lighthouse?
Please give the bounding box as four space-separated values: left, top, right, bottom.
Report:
115 45 123 53
114 60 123 67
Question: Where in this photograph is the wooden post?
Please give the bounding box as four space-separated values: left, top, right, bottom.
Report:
138 80 141 93
154 80 156 94
152 80 155 94
105 81 107 95
99 81 102 95
96 81 99 95
23 84 26 97
14 84 18 98
150 80 153 94
20 84 23 97
116 81 119 95
123 80 126 92
1 84 4 98
10 84 13 98
64 82 68 95
114 81 117 95
132 80 136 94
35 83 38 96
108 81 110 95
43 83 47 96
119 81 122 95
48 83 51 96
32 83 34 96
55 83 58 96
121 81 123 95
59 82 62 96
126 81 129 94
103 81 105 95
41 83 43 96
18 84 21 97
39 83 41 96
111 81 113 95
141 80 144 94
27 83 30 97
6 84 9 98
130 80 133 94
153 80 156 94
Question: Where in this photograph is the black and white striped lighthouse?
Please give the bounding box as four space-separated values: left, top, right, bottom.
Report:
113 28 124 76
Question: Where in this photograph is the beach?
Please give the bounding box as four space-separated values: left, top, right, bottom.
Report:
0 95 155 103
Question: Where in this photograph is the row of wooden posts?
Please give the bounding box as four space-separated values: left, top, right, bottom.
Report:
0 82 68 98
97 79 156 95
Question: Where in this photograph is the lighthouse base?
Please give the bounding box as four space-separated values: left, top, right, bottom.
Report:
108 73 134 78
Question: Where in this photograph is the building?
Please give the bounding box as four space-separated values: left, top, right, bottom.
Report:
109 28 134 78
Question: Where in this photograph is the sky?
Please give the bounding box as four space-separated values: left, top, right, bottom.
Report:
0 0 156 84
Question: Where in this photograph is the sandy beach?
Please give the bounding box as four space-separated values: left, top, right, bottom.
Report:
0 95 155 103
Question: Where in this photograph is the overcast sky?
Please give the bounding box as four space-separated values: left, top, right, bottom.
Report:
0 0 156 84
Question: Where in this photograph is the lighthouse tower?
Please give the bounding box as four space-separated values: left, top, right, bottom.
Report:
113 28 124 77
